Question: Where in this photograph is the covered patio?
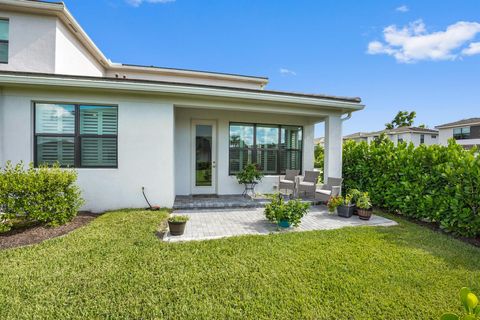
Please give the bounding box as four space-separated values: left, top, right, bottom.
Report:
163 206 397 242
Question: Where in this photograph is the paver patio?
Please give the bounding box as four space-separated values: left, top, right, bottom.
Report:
163 205 397 242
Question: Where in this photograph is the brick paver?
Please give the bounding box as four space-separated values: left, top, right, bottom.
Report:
163 206 397 242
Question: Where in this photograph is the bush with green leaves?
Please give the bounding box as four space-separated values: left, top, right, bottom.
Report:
441 287 479 320
343 139 480 237
264 194 310 227
0 161 83 231
327 196 343 213
168 215 189 223
236 163 264 184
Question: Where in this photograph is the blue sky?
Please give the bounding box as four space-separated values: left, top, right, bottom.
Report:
63 0 480 137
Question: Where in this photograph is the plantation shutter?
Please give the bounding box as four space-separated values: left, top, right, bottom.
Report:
35 104 75 134
36 137 75 166
79 106 118 167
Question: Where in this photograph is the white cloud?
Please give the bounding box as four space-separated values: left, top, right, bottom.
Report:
462 42 480 56
279 68 296 76
367 20 480 63
396 5 409 13
126 0 175 7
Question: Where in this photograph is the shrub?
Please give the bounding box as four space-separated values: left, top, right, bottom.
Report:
441 287 479 320
236 163 264 184
343 139 480 237
264 194 310 227
0 161 83 230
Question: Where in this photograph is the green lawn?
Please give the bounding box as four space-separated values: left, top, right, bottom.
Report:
0 209 479 319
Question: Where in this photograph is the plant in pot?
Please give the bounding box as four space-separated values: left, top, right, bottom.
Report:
168 215 189 236
264 194 310 228
347 189 362 215
236 163 264 197
337 194 355 218
327 195 343 215
356 192 373 220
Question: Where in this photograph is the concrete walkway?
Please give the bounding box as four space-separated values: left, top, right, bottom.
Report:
163 206 397 242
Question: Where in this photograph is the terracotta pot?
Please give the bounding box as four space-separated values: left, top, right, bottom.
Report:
357 208 372 220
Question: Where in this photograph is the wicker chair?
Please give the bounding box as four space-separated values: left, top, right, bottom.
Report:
278 169 300 196
315 177 343 203
296 171 320 198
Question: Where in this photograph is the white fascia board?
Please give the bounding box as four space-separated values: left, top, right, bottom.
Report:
0 73 365 112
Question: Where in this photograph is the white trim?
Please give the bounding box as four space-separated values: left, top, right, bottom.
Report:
436 122 480 129
0 73 365 111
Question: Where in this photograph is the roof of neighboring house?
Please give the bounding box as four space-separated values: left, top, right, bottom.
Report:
343 126 438 139
435 118 480 129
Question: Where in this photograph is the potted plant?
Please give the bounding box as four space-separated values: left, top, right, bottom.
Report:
356 192 373 220
337 194 355 218
327 195 343 214
168 215 189 236
347 189 362 215
236 163 264 196
264 194 310 228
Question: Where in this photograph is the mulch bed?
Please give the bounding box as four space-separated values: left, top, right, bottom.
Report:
0 212 99 250
377 208 480 248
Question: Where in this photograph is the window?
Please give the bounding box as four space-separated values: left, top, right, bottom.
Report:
0 19 8 63
431 135 437 139
229 123 302 175
34 103 118 168
453 127 470 140
420 134 425 144
398 138 404 144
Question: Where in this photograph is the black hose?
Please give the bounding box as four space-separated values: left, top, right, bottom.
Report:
142 186 153 209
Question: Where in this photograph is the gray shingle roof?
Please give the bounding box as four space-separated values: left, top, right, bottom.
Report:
435 118 480 129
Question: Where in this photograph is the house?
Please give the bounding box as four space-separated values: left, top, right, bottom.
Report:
0 0 364 212
343 126 439 147
436 118 480 150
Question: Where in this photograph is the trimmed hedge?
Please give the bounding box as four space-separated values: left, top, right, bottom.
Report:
343 140 480 237
0 162 84 231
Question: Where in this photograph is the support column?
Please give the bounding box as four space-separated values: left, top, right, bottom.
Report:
324 115 343 182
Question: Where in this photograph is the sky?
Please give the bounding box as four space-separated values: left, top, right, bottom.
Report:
62 0 480 137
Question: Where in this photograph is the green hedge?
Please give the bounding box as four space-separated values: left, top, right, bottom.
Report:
0 162 84 231
343 140 480 237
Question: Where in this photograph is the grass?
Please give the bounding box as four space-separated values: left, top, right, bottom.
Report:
0 209 479 319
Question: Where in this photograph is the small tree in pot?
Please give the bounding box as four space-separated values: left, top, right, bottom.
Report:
357 192 373 220
347 189 362 215
168 215 189 236
236 163 263 185
327 196 343 215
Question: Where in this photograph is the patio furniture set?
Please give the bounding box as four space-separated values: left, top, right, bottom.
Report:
278 170 343 202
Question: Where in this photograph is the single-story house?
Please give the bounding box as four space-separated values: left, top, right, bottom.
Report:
343 126 438 147
0 0 364 212
436 118 480 150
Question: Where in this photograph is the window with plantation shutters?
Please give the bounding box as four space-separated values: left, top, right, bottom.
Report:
35 103 118 168
229 123 302 175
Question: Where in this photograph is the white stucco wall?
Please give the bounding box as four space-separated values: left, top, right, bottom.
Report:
0 88 175 212
0 10 56 73
174 107 316 196
439 128 452 145
55 20 105 77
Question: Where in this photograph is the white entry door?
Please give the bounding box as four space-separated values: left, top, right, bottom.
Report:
191 120 217 194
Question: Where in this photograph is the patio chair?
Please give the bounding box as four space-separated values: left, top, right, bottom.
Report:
278 169 300 196
296 171 320 198
315 177 343 203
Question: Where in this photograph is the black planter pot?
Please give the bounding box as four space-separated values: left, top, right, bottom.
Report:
168 221 187 236
358 208 373 220
337 204 354 218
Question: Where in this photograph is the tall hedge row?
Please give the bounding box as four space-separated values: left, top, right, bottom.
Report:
0 162 84 231
343 140 480 237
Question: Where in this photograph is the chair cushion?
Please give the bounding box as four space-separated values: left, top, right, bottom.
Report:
316 189 331 196
299 181 315 187
303 171 320 183
279 179 294 185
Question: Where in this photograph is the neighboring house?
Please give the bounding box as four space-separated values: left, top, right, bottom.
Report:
0 0 364 212
436 118 480 150
344 126 439 147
